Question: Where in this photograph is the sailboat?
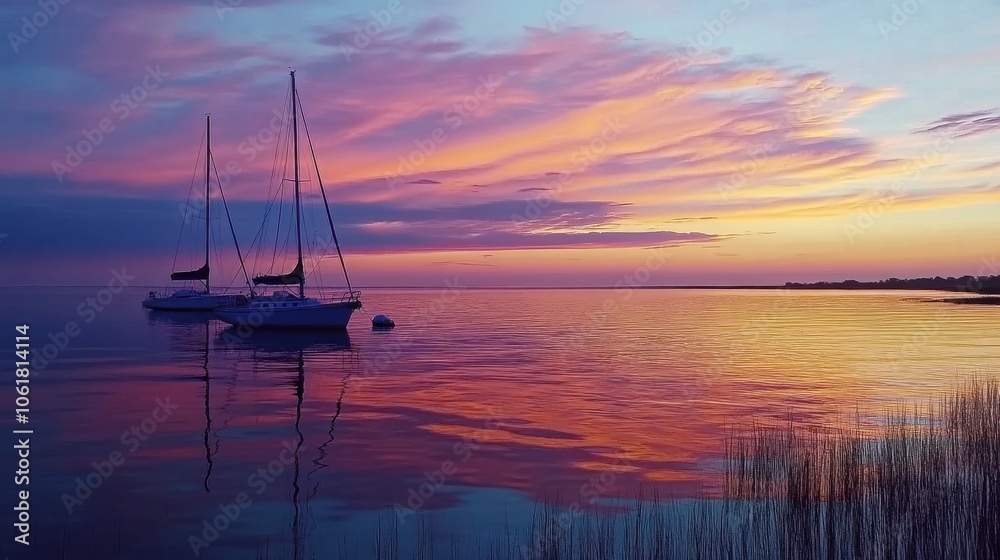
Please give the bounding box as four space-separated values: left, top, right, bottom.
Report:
144 115 250 311
215 71 361 329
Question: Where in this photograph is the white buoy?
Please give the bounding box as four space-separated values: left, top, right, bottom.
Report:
372 314 395 329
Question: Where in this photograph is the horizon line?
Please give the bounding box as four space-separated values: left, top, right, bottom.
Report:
0 284 959 290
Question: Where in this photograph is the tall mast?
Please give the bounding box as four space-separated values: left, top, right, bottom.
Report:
291 71 304 298
205 113 211 292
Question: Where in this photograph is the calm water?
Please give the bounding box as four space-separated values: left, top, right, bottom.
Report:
3 286 999 559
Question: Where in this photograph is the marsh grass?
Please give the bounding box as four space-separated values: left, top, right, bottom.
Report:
265 378 1000 559
722 377 1000 559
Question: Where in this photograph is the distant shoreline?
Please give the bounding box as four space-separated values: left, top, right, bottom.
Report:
941 296 1000 305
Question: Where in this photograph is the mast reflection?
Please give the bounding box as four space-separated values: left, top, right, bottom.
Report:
217 328 356 559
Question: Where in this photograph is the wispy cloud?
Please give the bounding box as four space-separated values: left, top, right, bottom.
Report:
916 108 1000 139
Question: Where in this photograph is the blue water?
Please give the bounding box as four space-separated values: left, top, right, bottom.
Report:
2 286 998 559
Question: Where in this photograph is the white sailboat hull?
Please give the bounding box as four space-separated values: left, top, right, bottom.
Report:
215 297 360 329
143 292 243 311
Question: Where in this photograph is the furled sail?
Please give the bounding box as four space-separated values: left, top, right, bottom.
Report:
170 263 210 281
253 262 303 286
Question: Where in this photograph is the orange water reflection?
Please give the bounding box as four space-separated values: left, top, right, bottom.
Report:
14 287 1000 559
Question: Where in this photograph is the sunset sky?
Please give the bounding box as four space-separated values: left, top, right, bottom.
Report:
1 0 999 287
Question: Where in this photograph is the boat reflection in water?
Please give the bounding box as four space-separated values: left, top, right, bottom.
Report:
145 311 222 492
215 327 356 559
145 310 218 327
146 311 358 559
217 329 353 355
